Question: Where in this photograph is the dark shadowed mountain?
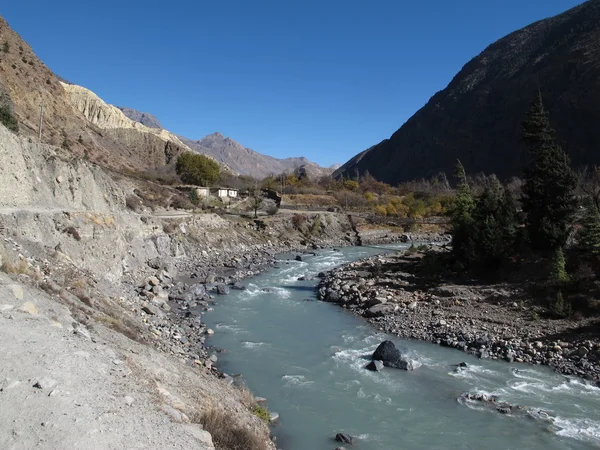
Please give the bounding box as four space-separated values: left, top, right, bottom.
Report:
179 132 334 179
118 107 163 129
335 0 600 184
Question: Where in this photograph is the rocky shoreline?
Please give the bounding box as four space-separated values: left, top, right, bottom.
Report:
316 248 600 382
124 227 418 386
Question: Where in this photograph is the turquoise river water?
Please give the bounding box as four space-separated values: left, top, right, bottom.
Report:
203 245 600 450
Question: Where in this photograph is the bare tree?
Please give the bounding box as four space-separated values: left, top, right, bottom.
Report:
249 191 264 218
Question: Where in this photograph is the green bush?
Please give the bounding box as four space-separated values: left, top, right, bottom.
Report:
175 152 220 186
0 104 18 133
251 405 270 422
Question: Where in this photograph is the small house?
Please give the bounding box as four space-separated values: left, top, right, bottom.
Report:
210 187 239 204
194 187 210 198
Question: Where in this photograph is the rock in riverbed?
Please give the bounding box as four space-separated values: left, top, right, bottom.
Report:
372 340 420 370
335 433 353 444
365 360 384 371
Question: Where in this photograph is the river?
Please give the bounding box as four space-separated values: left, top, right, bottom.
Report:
203 245 600 449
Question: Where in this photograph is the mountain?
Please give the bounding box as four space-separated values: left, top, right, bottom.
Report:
0 15 198 175
117 107 162 129
119 108 336 180
0 13 330 181
335 0 600 184
179 132 333 179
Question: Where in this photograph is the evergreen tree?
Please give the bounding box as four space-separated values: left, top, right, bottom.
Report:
472 176 518 268
450 160 476 264
577 197 600 258
521 93 577 251
549 246 569 285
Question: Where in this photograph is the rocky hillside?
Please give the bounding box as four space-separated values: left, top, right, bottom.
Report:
335 0 600 184
0 16 228 176
180 132 333 179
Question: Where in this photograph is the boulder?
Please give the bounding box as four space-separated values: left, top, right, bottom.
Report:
365 360 384 371
364 304 392 318
142 304 162 316
295 255 303 262
335 433 353 445
231 282 246 291
189 283 206 298
372 340 419 370
216 283 230 295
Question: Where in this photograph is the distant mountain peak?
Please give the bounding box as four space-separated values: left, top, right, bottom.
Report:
178 132 335 179
118 107 163 129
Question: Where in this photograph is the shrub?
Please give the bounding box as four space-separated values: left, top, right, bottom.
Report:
176 152 220 186
251 405 270 422
0 104 18 133
309 217 322 236
125 195 143 212
200 408 267 450
2 42 8 53
291 213 307 229
263 198 278 215
550 290 571 318
65 226 82 241
170 194 195 210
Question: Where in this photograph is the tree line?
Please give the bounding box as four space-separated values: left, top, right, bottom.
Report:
450 92 600 317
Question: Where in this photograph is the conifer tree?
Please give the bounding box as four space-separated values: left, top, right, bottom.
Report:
577 197 600 258
450 160 476 264
521 93 577 251
472 176 518 268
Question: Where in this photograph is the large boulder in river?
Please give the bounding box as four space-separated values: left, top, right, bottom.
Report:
365 360 384 371
372 340 419 370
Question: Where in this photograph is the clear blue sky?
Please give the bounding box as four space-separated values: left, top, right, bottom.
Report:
1 0 585 166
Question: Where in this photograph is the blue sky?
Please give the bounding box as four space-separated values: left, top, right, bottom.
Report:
1 0 585 166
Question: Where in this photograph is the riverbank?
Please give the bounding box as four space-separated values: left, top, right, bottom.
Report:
317 248 600 382
0 200 413 449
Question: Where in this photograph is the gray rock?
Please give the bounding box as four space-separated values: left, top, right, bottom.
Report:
33 377 57 390
372 340 420 370
216 283 230 295
365 304 392 318
269 412 280 422
231 282 246 291
335 433 353 445
365 360 384 371
142 304 162 316
189 283 206 298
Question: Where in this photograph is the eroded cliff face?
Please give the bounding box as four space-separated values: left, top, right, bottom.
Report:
62 82 192 149
0 122 124 211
